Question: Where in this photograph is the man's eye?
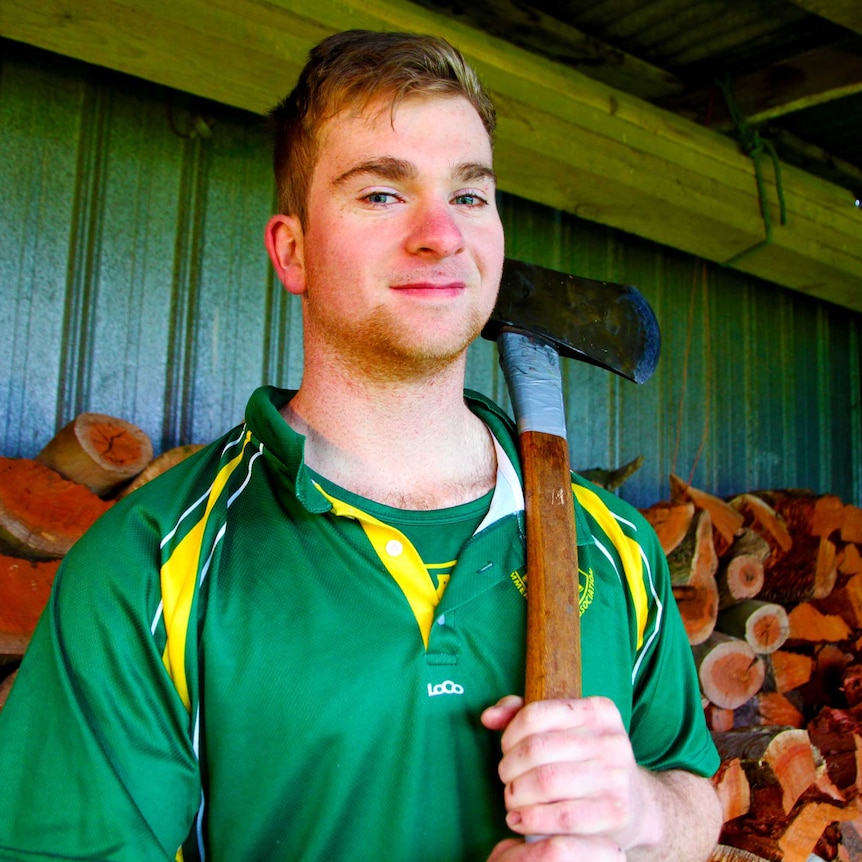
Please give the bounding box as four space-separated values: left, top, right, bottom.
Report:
363 191 398 205
453 193 488 206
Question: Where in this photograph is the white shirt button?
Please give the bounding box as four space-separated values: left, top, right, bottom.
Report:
385 539 403 557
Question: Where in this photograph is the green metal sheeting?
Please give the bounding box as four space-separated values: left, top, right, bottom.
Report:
1 40 860 508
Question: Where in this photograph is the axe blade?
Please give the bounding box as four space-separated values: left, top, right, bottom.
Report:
482 259 661 384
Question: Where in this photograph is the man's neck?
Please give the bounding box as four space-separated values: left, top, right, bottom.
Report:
282 362 497 510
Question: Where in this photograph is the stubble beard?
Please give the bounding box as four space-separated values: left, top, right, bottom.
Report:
309 302 489 385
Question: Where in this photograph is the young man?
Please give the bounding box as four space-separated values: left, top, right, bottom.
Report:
0 30 721 861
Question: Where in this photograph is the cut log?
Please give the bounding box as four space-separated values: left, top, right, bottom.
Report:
712 757 752 824
668 508 719 644
787 603 852 644
0 669 17 714
717 529 770 610
838 543 862 576
718 600 790 655
729 493 794 557
720 798 857 862
711 726 818 816
669 473 744 555
707 703 737 732
0 458 113 560
639 500 694 555
767 650 814 693
37 412 153 497
759 536 838 605
807 706 862 801
755 490 846 540
116 443 205 499
0 554 60 656
842 506 862 544
813 571 862 631
734 692 805 729
691 632 766 709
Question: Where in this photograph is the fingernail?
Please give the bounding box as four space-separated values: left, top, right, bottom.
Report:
506 811 522 827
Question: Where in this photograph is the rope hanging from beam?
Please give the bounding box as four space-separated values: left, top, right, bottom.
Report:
716 75 788 267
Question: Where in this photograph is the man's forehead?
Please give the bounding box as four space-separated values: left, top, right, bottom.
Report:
318 92 491 149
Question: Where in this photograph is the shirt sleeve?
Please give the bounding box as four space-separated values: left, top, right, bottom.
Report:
0 503 200 861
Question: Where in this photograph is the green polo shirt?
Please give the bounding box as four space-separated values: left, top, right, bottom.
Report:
0 386 718 862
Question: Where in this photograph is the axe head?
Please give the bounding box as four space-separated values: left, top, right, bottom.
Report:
482 259 661 384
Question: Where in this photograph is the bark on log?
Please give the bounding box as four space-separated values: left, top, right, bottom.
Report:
720 799 857 862
116 443 205 499
734 692 805 729
639 500 694 555
717 529 771 610
0 554 60 656
692 632 766 709
0 458 113 560
670 473 744 555
760 536 838 605
38 412 153 497
718 600 790 655
842 665 862 709
711 727 819 816
807 707 862 801
668 508 719 644
755 490 846 540
708 847 770 862
729 494 794 558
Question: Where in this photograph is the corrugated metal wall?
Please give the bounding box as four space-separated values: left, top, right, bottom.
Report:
2 39 860 508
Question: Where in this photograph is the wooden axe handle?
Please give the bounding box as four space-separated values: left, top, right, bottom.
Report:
497 330 582 703
521 430 582 702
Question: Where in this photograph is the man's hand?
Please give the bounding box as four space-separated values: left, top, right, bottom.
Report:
481 695 721 861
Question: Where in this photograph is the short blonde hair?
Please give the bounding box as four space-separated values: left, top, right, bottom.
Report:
268 30 496 225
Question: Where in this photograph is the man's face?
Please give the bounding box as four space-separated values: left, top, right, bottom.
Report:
283 94 505 377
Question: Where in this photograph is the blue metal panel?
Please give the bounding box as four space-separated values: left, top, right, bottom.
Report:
1 39 860 509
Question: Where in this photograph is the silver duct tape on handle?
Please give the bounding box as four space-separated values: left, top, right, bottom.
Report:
497 330 567 439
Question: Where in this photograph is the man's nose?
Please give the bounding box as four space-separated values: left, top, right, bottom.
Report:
405 199 465 258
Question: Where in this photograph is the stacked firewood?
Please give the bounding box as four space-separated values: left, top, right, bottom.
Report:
0 413 202 689
643 474 862 862
5 418 862 859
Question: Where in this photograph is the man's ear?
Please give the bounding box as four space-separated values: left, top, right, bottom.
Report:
265 214 306 296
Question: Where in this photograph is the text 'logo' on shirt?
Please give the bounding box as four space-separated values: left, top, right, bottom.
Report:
427 680 464 697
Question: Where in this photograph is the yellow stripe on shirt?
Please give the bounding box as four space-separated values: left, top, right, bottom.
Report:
573 483 649 649
160 431 253 709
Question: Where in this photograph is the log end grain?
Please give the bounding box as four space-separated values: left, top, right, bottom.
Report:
0 459 113 559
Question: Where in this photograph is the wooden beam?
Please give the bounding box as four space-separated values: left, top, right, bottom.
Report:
785 0 862 34
663 42 862 128
404 0 685 102
1 0 861 312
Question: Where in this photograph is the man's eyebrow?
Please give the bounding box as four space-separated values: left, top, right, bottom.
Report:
332 157 417 187
456 163 497 185
331 158 497 187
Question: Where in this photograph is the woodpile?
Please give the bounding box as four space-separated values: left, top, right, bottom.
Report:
0 414 203 664
3 426 862 859
644 475 862 861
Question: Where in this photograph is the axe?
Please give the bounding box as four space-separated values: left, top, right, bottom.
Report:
482 259 660 703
